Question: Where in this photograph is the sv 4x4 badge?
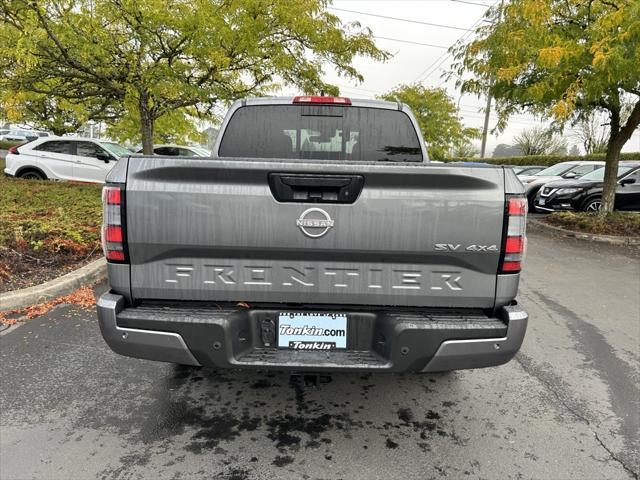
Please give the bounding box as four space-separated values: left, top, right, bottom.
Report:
434 243 499 252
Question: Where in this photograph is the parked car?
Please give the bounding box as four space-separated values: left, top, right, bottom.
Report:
509 165 545 176
0 128 50 142
3 137 130 183
135 144 211 157
0 129 26 142
519 161 605 209
97 95 529 374
534 161 640 212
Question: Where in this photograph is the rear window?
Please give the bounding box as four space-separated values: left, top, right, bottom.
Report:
219 105 423 162
34 140 73 155
155 146 179 156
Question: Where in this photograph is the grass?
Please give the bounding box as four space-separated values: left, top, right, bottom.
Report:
543 211 640 237
0 157 103 284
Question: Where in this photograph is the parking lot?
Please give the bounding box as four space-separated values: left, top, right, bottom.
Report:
1 227 638 480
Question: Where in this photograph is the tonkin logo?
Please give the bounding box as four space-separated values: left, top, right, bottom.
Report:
296 208 334 238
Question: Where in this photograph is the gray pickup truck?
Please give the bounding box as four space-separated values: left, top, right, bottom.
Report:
97 96 528 373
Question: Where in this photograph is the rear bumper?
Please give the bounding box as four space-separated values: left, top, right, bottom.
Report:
421 305 527 372
97 294 201 366
97 293 528 373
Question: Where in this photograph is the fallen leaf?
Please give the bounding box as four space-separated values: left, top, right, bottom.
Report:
0 286 96 325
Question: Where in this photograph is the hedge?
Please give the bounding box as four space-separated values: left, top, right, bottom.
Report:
445 152 640 166
0 140 23 150
545 212 640 237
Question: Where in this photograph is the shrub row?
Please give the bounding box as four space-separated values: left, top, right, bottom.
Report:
544 212 640 237
445 152 640 166
0 140 22 150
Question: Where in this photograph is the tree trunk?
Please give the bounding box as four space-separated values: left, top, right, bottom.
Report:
140 116 154 155
600 135 623 214
600 98 640 214
138 94 154 155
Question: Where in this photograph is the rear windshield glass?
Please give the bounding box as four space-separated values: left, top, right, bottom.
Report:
535 163 573 176
219 105 422 162
101 142 131 158
580 166 633 181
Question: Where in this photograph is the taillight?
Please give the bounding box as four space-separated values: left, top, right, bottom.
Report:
500 196 527 273
8 140 33 154
102 184 127 263
292 96 352 105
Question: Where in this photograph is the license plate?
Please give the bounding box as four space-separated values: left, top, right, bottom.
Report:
538 198 546 206
277 312 347 350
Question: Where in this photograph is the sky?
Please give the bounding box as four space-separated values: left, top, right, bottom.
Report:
283 0 640 156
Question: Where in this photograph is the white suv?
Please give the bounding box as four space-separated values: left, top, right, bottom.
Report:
4 137 130 183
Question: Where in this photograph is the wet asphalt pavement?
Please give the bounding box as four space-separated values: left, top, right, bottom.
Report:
1 227 639 480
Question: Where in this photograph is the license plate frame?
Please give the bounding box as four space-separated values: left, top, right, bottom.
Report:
277 312 348 350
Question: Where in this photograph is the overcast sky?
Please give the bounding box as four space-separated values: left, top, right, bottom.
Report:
284 0 640 155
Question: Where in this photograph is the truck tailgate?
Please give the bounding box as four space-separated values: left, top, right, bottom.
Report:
125 158 505 308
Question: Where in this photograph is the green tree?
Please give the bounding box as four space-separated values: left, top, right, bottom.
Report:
1 90 120 135
492 143 522 157
106 107 203 145
0 0 387 153
453 0 640 213
379 84 479 160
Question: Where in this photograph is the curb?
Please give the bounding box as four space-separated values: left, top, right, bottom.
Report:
528 219 640 246
0 257 107 311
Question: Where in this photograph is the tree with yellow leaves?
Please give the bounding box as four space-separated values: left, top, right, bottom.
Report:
453 0 640 213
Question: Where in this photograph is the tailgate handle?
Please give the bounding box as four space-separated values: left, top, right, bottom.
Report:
268 173 364 203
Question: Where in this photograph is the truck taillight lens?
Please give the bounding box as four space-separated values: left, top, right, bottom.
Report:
501 196 527 273
102 184 127 263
